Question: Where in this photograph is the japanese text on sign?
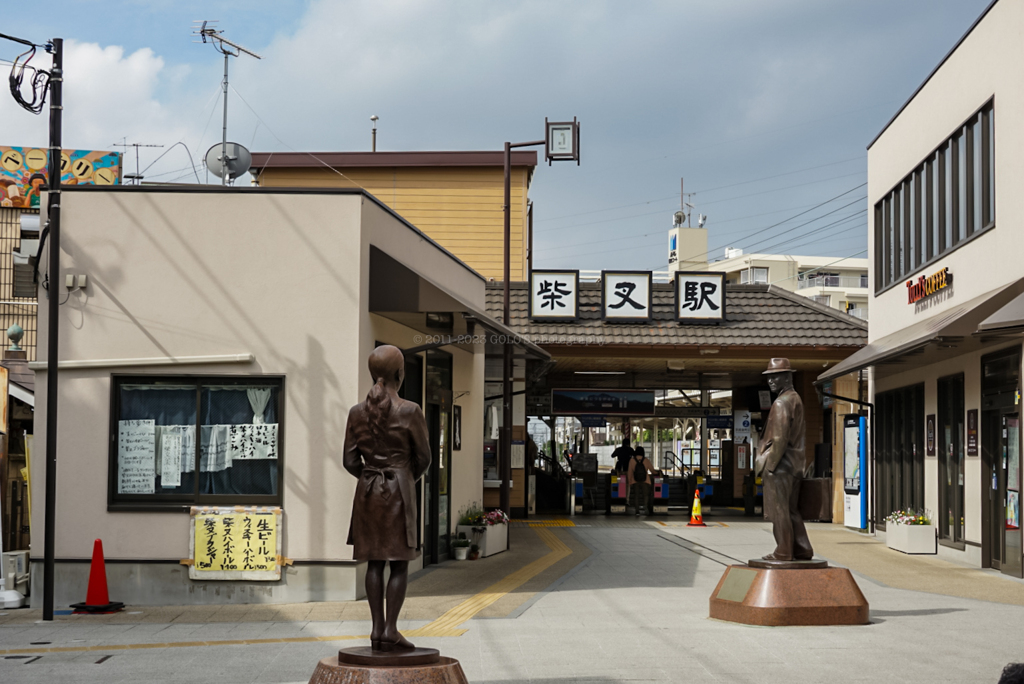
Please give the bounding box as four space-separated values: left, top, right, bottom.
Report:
529 270 578 320
603 272 651 321
675 272 725 321
191 508 280 580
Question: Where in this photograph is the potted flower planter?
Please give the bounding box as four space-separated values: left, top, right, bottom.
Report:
456 523 508 558
453 545 469 561
886 523 936 554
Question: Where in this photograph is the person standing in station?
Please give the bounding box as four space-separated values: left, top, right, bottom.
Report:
611 437 634 474
627 446 657 516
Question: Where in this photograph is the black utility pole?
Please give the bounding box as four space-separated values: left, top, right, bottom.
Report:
43 37 63 622
500 121 578 523
501 138 542 520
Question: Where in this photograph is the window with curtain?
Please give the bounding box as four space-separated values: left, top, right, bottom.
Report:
109 375 284 510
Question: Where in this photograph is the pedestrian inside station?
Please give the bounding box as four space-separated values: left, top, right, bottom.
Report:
484 273 868 523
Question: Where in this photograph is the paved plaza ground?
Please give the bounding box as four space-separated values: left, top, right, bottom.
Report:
2 515 1022 683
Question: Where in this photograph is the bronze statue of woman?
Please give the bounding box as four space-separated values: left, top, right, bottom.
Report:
343 345 431 652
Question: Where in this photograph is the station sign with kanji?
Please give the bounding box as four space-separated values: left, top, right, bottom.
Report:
602 271 652 322
675 271 725 322
529 270 579 321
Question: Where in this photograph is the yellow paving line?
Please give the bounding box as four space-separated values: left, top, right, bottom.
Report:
405 527 572 637
0 527 574 656
0 634 364 656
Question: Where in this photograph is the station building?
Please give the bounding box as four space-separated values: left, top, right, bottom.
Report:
24 146 872 607
820 0 1024 574
29 185 544 606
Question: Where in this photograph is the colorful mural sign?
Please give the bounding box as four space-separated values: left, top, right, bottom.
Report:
0 146 121 208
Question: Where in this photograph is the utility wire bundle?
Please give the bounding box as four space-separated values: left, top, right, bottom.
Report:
2 32 51 114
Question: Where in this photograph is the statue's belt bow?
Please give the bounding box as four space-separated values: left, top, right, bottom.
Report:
362 466 396 500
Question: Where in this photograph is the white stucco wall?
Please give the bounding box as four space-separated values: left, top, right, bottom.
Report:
32 188 488 568
868 0 1024 341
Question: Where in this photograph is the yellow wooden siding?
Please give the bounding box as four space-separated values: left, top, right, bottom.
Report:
258 166 530 280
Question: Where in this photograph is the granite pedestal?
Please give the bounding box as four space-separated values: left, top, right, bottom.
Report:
308 648 468 684
709 558 869 626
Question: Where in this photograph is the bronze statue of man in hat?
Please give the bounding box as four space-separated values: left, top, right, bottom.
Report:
753 358 814 562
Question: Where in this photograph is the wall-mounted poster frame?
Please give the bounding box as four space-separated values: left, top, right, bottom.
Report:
453 405 462 451
967 408 979 456
926 414 936 456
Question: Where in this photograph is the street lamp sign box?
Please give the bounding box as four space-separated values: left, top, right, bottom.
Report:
545 117 580 165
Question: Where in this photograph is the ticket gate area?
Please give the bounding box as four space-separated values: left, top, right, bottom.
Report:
608 474 670 514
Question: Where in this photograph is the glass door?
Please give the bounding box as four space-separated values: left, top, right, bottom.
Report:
425 350 452 565
983 410 1003 568
1005 415 1021 577
938 374 965 545
981 348 1021 575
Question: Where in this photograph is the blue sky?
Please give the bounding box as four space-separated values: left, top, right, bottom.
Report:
1 0 994 272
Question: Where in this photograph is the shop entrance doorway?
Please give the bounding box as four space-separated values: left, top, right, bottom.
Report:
981 348 1022 576
938 373 966 546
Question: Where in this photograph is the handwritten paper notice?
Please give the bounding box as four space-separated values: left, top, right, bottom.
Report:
118 419 156 494
161 432 182 487
190 507 280 580
229 423 279 460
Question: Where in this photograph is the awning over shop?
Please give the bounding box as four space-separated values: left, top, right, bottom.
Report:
817 278 1024 384
978 290 1024 334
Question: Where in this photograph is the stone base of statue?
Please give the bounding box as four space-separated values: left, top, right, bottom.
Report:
308 648 468 684
708 559 868 626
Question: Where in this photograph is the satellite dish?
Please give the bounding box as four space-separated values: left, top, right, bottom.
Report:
205 142 252 182
673 210 685 227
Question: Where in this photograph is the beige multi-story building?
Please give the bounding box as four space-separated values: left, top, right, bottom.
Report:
710 251 870 320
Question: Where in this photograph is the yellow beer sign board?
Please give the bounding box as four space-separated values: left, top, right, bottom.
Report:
188 507 282 581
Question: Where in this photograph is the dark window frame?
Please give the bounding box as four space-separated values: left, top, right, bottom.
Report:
108 373 286 512
874 98 994 295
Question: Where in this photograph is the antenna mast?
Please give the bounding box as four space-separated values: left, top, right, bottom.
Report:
114 140 164 184
192 21 261 185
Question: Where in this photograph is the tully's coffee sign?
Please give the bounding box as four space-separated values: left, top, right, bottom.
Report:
907 267 952 305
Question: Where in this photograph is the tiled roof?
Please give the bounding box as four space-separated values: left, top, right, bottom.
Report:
1 358 33 393
486 282 867 348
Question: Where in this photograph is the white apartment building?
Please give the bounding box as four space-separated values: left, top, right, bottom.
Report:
710 251 869 320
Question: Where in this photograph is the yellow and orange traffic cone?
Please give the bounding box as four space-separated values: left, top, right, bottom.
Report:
687 487 706 527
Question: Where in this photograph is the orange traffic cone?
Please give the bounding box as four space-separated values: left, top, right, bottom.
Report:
71 539 124 614
687 487 706 527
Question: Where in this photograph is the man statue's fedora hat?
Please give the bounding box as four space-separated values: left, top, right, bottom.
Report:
763 358 793 375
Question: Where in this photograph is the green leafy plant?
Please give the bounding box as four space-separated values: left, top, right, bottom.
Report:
458 502 486 526
451 537 471 549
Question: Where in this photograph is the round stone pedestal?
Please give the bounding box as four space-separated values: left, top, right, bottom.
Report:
308 655 468 684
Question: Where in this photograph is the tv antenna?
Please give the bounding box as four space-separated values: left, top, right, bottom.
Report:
676 178 705 228
192 21 261 185
114 139 164 184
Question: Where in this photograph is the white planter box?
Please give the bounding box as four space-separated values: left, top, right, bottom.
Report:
457 523 508 558
886 523 936 554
